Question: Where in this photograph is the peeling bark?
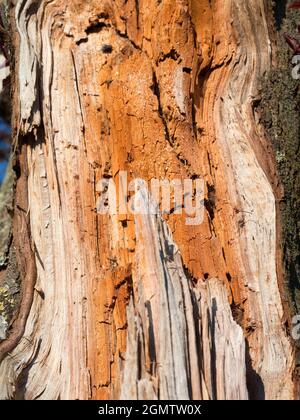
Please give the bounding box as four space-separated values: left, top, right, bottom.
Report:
0 0 298 400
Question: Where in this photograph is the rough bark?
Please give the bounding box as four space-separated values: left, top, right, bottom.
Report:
0 0 298 400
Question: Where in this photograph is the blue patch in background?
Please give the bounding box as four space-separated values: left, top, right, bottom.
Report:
0 118 11 183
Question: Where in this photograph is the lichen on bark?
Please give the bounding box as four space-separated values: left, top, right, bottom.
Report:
0 159 20 340
261 7 300 315
260 6 300 380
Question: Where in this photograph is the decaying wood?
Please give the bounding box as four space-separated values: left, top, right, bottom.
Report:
0 0 298 400
120 191 248 400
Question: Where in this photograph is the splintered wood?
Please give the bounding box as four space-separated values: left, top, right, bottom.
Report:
0 0 296 400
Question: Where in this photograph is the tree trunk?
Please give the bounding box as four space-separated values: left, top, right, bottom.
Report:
0 0 299 400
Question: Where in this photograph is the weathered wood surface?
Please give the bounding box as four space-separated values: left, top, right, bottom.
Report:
0 0 297 399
